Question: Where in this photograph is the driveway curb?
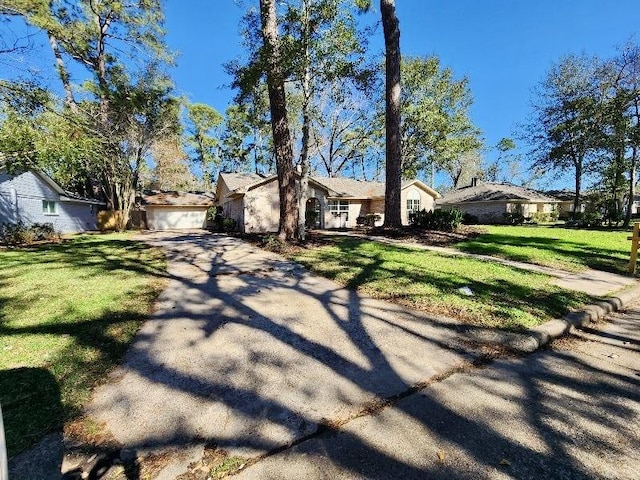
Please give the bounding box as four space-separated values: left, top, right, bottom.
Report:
509 282 640 353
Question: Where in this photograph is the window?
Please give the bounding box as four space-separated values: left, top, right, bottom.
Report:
328 200 349 219
42 200 57 215
406 189 421 213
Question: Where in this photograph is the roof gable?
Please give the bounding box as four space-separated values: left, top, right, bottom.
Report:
401 179 441 199
1 167 104 204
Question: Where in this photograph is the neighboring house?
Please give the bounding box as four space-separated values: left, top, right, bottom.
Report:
142 191 216 230
545 190 585 218
215 172 440 233
0 168 104 233
437 182 560 224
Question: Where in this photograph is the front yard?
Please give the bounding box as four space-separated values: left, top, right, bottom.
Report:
0 233 165 457
290 236 592 330
455 225 631 274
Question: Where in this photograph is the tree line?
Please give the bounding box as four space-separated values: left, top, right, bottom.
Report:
527 44 640 227
0 0 485 238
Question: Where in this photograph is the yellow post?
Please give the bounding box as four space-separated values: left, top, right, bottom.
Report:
629 222 640 274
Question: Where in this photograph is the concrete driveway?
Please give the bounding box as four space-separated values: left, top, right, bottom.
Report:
85 231 479 466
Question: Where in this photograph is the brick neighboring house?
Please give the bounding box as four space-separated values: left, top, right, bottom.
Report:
215 172 440 233
437 181 560 224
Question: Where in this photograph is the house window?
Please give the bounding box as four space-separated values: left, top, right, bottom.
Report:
42 200 57 215
328 200 349 219
406 189 421 213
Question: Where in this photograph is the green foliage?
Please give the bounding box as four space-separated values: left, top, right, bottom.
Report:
1 0 177 230
462 212 479 225
185 102 223 178
222 217 237 232
530 211 559 224
399 56 482 182
503 204 526 225
409 208 463 232
261 234 287 252
0 222 60 246
356 213 381 227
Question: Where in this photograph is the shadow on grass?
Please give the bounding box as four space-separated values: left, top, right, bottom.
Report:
456 233 629 274
0 233 166 460
0 368 62 458
295 237 593 330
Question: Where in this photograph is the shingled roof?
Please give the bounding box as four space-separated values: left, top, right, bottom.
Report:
219 172 439 199
439 183 558 204
314 177 386 198
219 172 268 192
545 189 577 201
142 191 215 206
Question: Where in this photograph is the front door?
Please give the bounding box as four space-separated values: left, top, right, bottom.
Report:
305 198 321 229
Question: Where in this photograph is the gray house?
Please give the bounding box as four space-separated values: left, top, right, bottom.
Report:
0 168 105 233
216 172 440 233
437 182 560 224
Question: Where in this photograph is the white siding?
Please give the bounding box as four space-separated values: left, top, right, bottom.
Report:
401 186 436 225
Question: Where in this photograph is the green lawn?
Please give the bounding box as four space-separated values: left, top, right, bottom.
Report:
291 237 591 330
455 225 632 274
0 233 166 457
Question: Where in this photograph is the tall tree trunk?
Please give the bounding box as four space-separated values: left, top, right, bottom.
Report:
625 97 640 227
260 0 297 240
297 0 312 241
625 145 637 227
573 160 582 219
380 0 402 228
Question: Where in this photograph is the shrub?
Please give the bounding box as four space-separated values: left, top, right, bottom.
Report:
0 222 59 246
504 204 525 225
567 211 603 227
261 234 286 252
530 211 559 224
222 217 236 232
462 213 479 225
356 213 381 228
409 208 463 232
31 223 59 241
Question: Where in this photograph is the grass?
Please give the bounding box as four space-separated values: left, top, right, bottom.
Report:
455 225 632 274
0 233 166 457
290 237 591 330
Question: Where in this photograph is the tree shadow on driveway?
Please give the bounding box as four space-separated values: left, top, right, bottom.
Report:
39 232 640 478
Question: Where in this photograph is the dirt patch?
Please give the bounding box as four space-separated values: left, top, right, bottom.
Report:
177 444 248 479
239 226 484 253
366 225 485 247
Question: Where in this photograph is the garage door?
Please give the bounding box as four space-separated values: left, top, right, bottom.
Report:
146 207 208 230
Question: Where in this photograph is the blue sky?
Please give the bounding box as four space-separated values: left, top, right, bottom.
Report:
2 1 639 188
162 0 639 187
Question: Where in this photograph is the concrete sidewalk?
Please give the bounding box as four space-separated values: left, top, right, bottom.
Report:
319 230 637 297
235 303 640 480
